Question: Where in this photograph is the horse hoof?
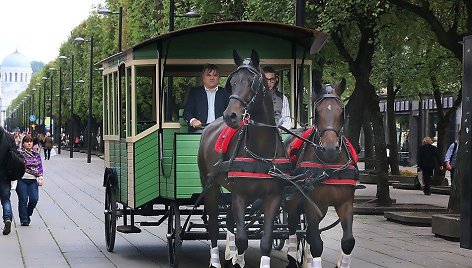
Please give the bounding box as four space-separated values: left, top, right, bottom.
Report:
223 260 232 268
286 255 299 268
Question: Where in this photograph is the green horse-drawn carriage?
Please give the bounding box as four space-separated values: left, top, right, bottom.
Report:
100 21 327 267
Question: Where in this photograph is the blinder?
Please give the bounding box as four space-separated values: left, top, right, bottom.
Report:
226 60 264 110
313 93 345 149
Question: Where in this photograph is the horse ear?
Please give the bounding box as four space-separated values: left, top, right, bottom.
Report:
335 78 346 96
250 49 260 67
233 50 243 66
312 81 323 102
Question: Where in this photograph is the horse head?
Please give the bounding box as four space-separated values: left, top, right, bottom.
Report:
223 50 263 129
312 78 346 161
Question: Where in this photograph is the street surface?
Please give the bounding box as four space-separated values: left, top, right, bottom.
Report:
0 152 471 267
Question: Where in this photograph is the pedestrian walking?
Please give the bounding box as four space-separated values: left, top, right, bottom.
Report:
0 170 12 235
43 133 53 160
417 136 441 195
17 135 43 226
444 139 458 183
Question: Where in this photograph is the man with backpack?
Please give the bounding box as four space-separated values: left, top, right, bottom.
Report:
0 169 12 235
0 127 26 235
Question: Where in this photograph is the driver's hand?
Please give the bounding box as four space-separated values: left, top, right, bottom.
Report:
192 119 202 128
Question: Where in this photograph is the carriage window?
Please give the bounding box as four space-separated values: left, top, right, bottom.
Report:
163 76 198 123
135 65 157 134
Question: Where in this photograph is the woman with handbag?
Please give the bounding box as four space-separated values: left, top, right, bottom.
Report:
17 135 44 226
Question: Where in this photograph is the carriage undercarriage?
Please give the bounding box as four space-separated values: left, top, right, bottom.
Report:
104 186 298 267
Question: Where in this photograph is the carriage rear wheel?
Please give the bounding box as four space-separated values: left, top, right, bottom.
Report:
272 209 288 250
167 203 182 268
105 184 117 252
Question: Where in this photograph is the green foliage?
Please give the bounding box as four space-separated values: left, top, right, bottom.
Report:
7 0 467 136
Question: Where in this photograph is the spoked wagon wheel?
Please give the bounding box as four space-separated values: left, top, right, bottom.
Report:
104 184 117 252
167 203 182 268
272 209 288 250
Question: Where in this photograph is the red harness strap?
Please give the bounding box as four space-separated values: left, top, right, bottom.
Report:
296 162 358 185
215 118 249 154
228 157 292 179
343 137 358 164
287 127 315 164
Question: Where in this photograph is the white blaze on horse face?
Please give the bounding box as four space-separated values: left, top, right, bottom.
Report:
328 104 332 111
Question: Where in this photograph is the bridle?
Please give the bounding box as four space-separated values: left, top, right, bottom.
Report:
313 93 345 151
226 60 265 115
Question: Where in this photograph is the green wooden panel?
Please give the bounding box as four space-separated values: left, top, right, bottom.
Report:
134 130 159 207
119 141 128 204
160 129 179 199
175 133 202 199
135 164 158 178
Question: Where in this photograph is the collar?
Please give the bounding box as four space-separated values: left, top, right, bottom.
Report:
205 86 218 93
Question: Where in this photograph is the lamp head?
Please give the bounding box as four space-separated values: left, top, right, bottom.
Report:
75 37 86 43
41 77 48 80
185 11 200 17
58 55 68 60
98 8 112 15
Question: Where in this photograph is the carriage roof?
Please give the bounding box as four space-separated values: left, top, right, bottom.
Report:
99 21 329 71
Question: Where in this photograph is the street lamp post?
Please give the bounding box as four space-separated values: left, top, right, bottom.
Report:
98 7 123 52
58 65 62 154
75 36 94 163
41 77 48 134
59 55 76 158
167 2 199 121
49 68 56 137
35 83 41 134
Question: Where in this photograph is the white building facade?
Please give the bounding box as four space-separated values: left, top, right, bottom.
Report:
0 50 32 126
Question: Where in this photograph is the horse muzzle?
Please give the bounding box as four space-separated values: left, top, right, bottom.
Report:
223 112 241 129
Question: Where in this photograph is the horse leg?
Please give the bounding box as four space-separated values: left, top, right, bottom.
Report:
224 205 237 267
232 194 247 267
205 184 222 268
286 196 302 268
259 194 282 268
303 203 328 268
334 201 355 268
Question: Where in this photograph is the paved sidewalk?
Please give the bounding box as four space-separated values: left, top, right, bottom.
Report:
0 152 471 267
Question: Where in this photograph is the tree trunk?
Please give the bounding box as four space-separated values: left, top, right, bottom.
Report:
345 89 364 153
366 87 392 205
386 77 400 175
362 110 375 170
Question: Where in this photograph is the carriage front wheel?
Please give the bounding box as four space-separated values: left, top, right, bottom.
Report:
104 184 117 252
167 203 182 267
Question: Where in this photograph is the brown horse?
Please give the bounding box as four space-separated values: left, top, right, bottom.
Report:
284 80 358 268
198 50 290 268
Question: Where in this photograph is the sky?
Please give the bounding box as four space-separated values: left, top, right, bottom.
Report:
0 0 104 64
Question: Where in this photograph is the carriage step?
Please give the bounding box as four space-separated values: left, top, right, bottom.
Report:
117 225 142 233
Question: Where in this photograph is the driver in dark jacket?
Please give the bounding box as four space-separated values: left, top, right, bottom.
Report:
183 64 230 133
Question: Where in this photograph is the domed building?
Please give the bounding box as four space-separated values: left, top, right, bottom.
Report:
0 50 33 126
